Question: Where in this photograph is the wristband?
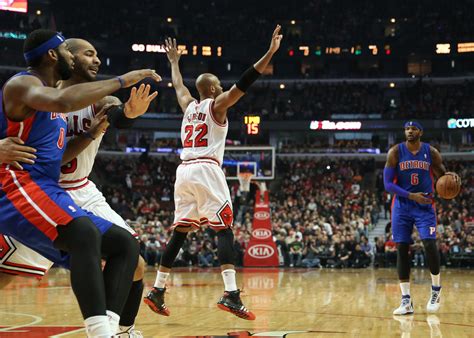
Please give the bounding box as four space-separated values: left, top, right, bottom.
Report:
117 76 125 88
236 66 261 92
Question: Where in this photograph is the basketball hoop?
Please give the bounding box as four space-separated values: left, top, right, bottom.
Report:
238 172 254 192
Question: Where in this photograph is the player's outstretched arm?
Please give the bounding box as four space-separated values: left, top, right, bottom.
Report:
95 84 158 129
3 69 161 121
213 24 283 118
163 38 195 113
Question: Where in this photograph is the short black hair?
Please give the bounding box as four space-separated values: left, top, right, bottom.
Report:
23 29 59 67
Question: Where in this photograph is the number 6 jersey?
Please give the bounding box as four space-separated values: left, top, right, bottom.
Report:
180 99 228 165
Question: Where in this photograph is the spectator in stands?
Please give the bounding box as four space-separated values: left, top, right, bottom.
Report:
289 233 304 267
301 237 321 268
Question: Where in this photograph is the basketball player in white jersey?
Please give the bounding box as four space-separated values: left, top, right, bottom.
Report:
0 38 157 337
144 25 283 320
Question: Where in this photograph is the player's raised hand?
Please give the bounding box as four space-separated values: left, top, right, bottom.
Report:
408 192 433 204
88 104 111 139
268 24 283 54
0 137 37 170
163 38 182 64
124 83 158 119
119 69 162 88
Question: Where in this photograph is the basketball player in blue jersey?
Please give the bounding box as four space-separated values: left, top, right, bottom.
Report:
384 121 460 315
0 29 161 337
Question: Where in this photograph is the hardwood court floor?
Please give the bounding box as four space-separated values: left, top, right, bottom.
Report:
0 267 473 337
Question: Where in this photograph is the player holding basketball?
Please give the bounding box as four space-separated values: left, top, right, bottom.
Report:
0 29 160 337
384 121 460 315
144 25 283 320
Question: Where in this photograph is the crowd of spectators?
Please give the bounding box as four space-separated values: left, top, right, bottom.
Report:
2 0 474 77
90 154 473 269
1 70 474 121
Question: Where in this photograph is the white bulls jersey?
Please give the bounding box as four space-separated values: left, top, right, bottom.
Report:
59 105 103 189
180 98 228 165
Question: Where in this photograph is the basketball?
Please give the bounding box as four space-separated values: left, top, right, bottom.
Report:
436 174 461 199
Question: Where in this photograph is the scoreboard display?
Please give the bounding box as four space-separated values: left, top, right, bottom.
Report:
244 115 261 135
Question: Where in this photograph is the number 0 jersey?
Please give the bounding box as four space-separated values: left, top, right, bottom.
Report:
395 142 434 196
180 99 228 165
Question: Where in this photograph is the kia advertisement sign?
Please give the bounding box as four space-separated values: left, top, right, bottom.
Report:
254 211 270 220
248 244 275 259
244 190 279 267
252 228 272 240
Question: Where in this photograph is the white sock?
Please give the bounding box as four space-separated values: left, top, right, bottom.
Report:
400 282 410 297
119 324 134 333
84 315 113 338
222 269 237 292
154 271 170 289
106 310 120 334
431 273 441 287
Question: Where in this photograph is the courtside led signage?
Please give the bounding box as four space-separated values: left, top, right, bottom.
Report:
310 120 362 130
447 118 474 129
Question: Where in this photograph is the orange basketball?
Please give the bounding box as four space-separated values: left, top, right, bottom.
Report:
436 174 461 200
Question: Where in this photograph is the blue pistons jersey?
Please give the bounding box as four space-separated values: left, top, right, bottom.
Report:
396 142 434 196
391 142 437 243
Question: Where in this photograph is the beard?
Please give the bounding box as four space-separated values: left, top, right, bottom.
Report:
57 52 73 80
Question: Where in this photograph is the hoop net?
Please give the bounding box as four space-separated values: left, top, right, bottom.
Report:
238 172 254 192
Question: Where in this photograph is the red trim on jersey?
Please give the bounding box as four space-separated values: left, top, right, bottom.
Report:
2 260 47 273
59 177 88 184
63 180 90 191
19 114 36 142
1 171 73 240
6 119 21 138
209 100 227 127
182 157 220 166
0 267 44 278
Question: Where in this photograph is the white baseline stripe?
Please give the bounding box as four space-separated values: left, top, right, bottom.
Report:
9 170 57 227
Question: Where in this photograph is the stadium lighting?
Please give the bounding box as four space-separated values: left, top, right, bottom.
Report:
279 84 285 89
167 17 173 23
389 82 395 88
390 18 396 23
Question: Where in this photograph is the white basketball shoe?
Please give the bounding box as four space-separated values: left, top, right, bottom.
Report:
393 295 414 315
427 286 442 313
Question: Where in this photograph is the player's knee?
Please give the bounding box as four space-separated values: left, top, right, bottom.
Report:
422 239 437 252
56 217 101 252
133 255 146 281
114 228 140 258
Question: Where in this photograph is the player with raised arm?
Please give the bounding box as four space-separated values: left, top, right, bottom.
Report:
0 37 157 336
384 121 461 315
0 29 160 337
144 25 282 320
